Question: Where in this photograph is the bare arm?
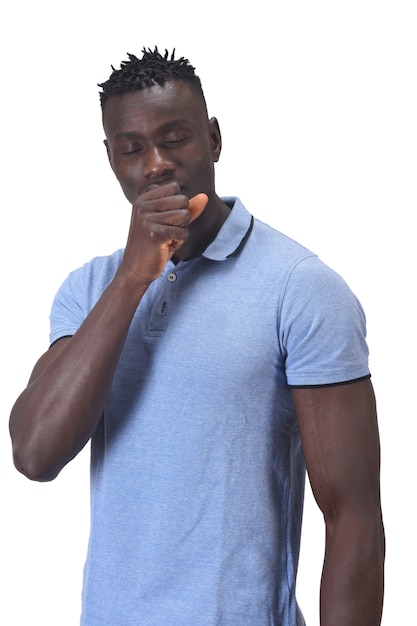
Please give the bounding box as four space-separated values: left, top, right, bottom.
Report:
291 378 385 626
9 184 207 481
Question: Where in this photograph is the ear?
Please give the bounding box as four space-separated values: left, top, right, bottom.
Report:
208 117 222 163
104 139 113 170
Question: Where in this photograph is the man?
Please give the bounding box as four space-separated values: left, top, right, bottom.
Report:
9 48 384 625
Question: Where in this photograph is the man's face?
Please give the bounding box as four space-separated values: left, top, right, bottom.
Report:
102 81 221 204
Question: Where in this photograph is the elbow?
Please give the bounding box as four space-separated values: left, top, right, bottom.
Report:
12 447 60 482
10 430 62 482
324 504 385 563
10 407 62 482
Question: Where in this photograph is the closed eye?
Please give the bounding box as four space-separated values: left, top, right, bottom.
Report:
164 130 189 145
165 137 186 145
122 144 144 155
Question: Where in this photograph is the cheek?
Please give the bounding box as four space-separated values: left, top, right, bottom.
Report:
112 162 140 200
120 182 137 205
189 154 215 187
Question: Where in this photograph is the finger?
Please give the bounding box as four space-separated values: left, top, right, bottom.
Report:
139 190 187 216
144 181 181 198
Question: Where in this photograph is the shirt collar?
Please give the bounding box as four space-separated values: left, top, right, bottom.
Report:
202 197 253 261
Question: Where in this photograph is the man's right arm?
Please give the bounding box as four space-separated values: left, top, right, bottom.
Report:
9 184 207 482
9 271 152 481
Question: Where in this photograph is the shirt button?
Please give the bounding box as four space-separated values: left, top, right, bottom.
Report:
167 272 177 283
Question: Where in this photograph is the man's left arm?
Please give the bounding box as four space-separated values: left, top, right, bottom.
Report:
291 378 385 626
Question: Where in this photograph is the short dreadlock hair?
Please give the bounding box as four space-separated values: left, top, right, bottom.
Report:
98 47 206 110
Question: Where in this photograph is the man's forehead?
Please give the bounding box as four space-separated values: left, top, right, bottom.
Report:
103 82 206 133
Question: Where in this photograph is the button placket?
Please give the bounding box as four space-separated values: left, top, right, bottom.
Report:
147 267 180 335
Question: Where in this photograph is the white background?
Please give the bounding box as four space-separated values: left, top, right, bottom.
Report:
1 1 415 624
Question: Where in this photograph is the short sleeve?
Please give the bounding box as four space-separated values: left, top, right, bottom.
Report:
49 270 86 346
48 249 123 346
279 256 370 387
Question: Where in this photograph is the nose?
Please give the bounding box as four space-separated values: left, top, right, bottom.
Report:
143 146 174 179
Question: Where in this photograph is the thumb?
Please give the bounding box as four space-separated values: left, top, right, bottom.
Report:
188 193 208 222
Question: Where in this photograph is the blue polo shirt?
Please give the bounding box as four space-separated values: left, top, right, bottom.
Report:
50 197 370 626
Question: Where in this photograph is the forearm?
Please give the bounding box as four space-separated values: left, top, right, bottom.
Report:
320 512 385 625
9 271 150 481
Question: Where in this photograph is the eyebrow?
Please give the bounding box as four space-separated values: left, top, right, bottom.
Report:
114 119 191 142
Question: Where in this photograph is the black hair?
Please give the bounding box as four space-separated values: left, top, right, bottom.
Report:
98 47 205 110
